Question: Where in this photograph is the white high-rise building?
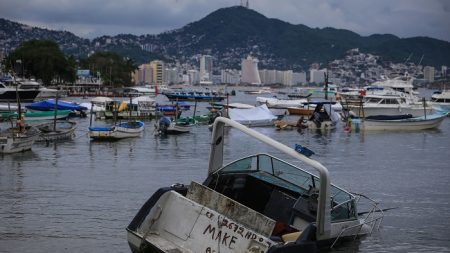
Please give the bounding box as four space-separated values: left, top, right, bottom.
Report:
310 69 327 84
221 69 240 84
293 72 307 85
241 56 261 85
200 55 213 82
423 66 435 82
187 70 200 85
133 64 153 85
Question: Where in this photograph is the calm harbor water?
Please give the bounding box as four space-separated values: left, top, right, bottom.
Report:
1 91 450 253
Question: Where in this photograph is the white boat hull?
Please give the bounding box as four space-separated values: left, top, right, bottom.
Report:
362 114 446 131
348 105 434 117
89 122 144 140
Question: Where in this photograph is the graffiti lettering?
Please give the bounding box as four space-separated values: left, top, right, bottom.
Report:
203 224 237 249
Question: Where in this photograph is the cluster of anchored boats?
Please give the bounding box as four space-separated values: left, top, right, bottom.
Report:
2 76 448 252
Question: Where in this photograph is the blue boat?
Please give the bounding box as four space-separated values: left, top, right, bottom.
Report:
26 99 88 112
163 90 225 102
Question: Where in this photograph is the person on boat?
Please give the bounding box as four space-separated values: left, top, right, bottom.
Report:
296 116 307 129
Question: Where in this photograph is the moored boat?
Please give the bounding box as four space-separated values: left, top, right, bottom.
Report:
0 125 40 153
127 117 383 253
362 111 448 131
35 120 78 142
155 116 190 135
430 90 450 112
89 121 145 140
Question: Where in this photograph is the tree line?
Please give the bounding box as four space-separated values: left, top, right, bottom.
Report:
2 39 137 87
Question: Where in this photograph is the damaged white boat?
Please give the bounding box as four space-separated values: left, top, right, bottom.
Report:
127 117 383 253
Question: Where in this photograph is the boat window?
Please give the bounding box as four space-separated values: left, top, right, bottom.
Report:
221 156 258 173
330 186 357 221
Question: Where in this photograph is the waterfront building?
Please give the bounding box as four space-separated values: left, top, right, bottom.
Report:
310 69 327 84
292 72 307 85
221 69 240 84
199 55 213 82
164 67 179 85
241 55 261 85
187 69 200 85
133 64 153 85
423 66 435 82
150 60 165 86
442 66 447 78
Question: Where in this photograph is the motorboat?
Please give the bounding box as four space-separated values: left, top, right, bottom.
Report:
122 86 157 97
244 87 274 95
361 111 448 131
155 116 190 135
344 92 433 118
17 79 60 99
256 97 308 109
0 81 40 103
430 90 450 112
127 117 383 252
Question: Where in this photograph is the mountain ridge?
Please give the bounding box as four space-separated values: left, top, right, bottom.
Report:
1 6 450 69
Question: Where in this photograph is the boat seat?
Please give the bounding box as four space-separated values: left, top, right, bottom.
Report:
281 231 303 242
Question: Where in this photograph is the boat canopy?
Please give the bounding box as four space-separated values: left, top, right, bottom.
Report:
26 99 87 111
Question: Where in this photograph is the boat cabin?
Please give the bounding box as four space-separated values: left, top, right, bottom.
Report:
204 153 358 234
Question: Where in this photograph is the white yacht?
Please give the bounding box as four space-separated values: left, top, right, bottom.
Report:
18 79 60 99
430 90 450 112
345 90 433 117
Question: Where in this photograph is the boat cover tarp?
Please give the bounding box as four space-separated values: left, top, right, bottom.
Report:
228 104 277 125
26 99 87 111
366 114 413 120
323 104 340 123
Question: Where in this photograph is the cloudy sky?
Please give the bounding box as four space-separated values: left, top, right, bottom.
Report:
1 0 449 42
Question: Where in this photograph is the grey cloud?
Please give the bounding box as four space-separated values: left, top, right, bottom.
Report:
0 0 448 41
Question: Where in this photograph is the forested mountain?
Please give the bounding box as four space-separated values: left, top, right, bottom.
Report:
1 6 449 70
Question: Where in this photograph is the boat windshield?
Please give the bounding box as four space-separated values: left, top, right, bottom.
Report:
219 153 357 221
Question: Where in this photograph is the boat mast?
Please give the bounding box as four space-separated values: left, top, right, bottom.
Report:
53 91 58 131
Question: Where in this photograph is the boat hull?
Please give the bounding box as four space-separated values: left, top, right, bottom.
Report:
89 121 144 140
362 113 447 131
348 105 434 118
0 90 40 103
35 121 78 142
0 127 40 153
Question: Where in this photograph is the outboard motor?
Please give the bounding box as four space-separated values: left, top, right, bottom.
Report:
157 116 171 135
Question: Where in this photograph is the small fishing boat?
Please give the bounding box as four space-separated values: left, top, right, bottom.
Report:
89 121 145 140
127 117 383 253
362 111 448 131
155 116 190 135
35 120 78 142
0 125 40 153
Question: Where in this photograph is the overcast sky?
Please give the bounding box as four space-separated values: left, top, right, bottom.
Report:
1 0 449 42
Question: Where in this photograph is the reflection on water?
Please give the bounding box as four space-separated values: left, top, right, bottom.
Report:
1 93 450 253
